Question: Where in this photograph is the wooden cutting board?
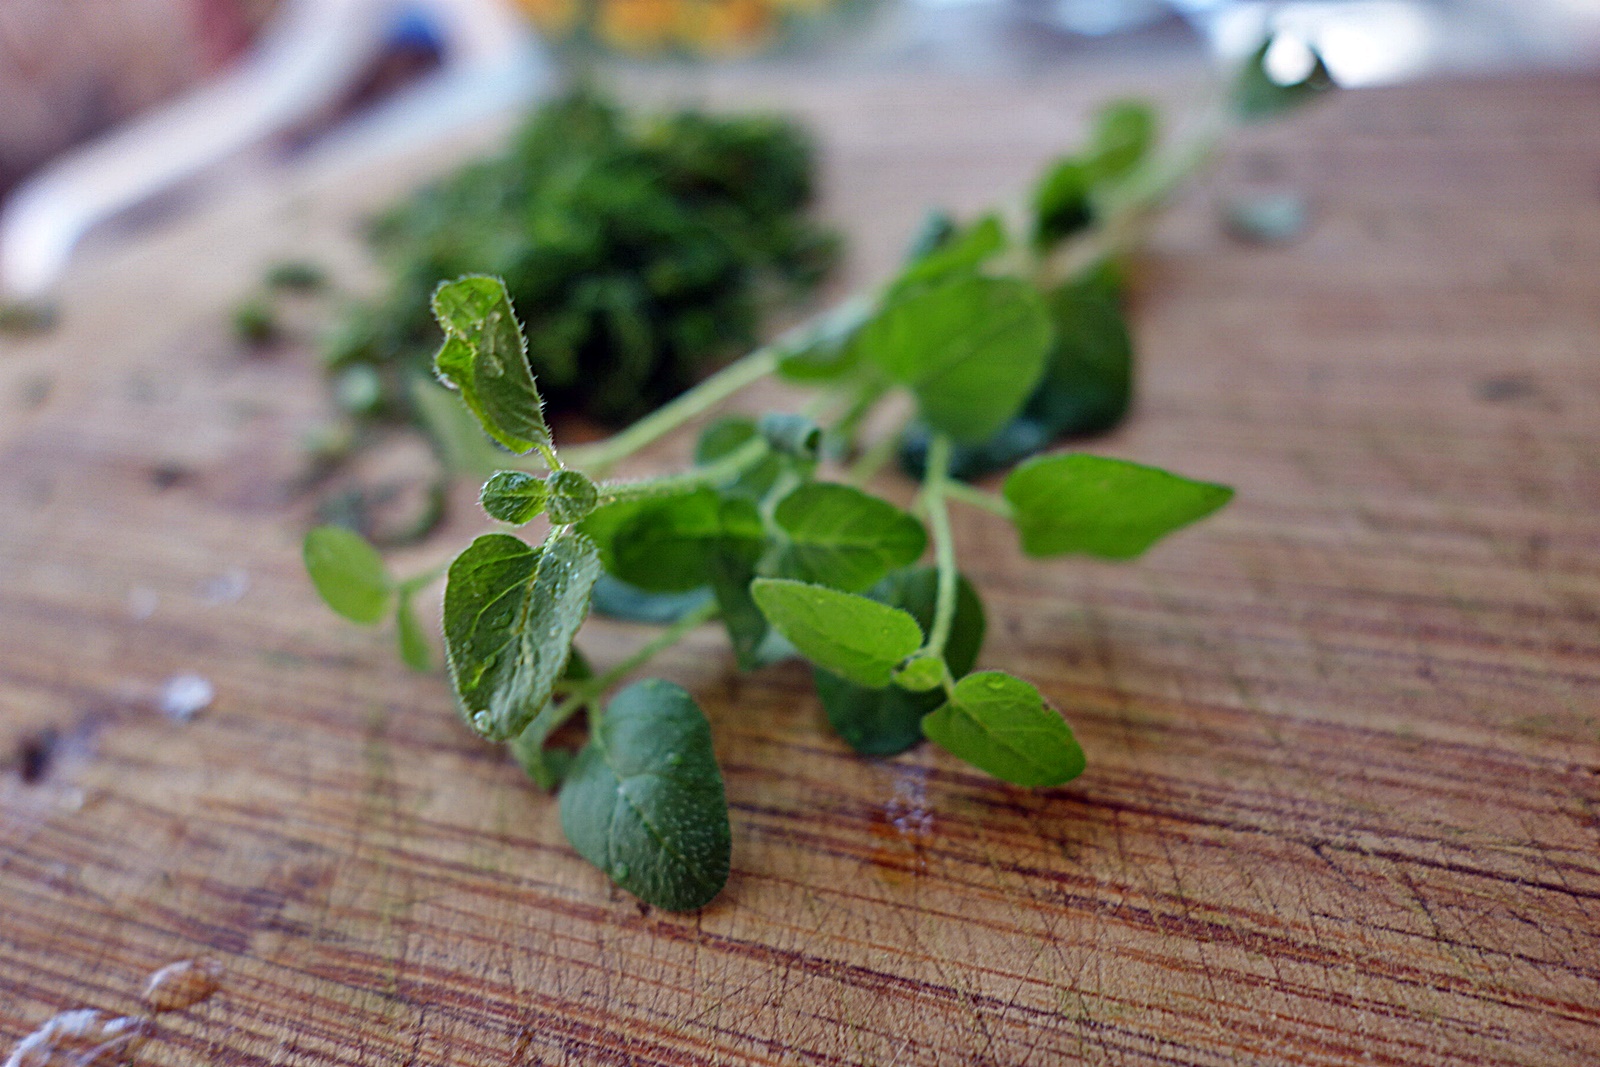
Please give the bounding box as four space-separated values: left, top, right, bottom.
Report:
2 69 1598 1066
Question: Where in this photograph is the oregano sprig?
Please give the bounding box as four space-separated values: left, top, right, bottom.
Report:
303 45 1329 910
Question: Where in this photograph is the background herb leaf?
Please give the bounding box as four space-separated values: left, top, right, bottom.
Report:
859 276 1052 444
814 567 985 756
921 671 1085 787
443 531 601 741
1003 454 1234 559
396 590 433 672
559 680 731 911
1232 37 1336 122
304 526 391 625
774 483 927 592
751 578 924 688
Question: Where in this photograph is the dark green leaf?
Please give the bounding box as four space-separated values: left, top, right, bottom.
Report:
1231 37 1336 122
431 276 550 454
396 590 432 672
1028 274 1133 437
580 487 725 593
442 530 601 741
589 574 715 623
774 483 927 592
922 671 1085 787
1085 100 1157 185
707 497 770 670
480 470 547 524
751 578 923 689
304 526 390 625
559 680 731 911
1032 158 1094 250
814 568 985 756
892 214 1006 293
1003 454 1234 559
858 276 1052 444
510 652 597 791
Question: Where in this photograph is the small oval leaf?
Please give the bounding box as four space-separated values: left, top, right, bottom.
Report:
304 526 390 625
431 276 550 454
774 483 927 592
559 680 731 911
480 471 547 525
921 671 1085 787
750 578 923 688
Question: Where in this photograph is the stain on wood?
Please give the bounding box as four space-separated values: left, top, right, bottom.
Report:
1 72 1598 1065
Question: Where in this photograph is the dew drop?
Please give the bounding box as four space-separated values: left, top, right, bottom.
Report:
471 711 490 731
143 958 223 1013
611 862 630 881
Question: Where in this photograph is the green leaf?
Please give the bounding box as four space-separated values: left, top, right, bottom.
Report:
1032 158 1094 250
480 470 547 525
396 590 433 672
751 578 923 689
431 276 551 454
1231 37 1335 122
773 483 927 592
695 416 782 501
560 680 731 911
1085 99 1157 185
1003 454 1234 560
892 652 946 692
442 530 602 741
1028 274 1133 437
590 574 715 624
545 469 599 525
304 526 390 625
892 214 1006 294
773 300 869 383
706 498 770 671
921 671 1085 787
814 567 985 756
580 487 727 593
859 276 1052 444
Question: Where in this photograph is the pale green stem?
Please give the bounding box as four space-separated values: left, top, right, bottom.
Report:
595 436 769 505
547 599 721 728
560 347 781 475
921 434 960 663
943 480 1014 520
846 429 903 488
396 562 448 595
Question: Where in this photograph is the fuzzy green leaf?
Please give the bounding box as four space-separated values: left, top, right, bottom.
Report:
1003 454 1233 559
480 470 547 525
304 526 390 625
922 671 1085 787
751 578 923 688
442 530 601 741
581 487 758 593
859 276 1052 444
396 590 432 672
774 483 927 592
814 568 985 756
546 469 599 525
431 276 550 454
559 680 731 911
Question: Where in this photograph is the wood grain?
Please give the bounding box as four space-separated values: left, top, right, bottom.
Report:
2 70 1599 1066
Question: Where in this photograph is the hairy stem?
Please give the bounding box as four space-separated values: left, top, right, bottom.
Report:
943 480 1014 519
561 347 781 475
595 437 769 504
542 598 722 735
921 434 960 662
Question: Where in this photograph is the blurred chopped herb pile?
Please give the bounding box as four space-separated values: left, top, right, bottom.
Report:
313 88 839 430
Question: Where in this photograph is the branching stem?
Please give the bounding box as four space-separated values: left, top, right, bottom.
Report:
546 598 722 730
920 434 960 663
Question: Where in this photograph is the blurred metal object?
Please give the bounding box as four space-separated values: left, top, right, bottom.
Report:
0 0 546 301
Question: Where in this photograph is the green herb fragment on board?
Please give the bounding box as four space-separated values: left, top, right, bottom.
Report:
560 680 731 911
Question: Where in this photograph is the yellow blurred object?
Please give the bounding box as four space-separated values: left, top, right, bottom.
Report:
515 0 582 35
678 0 775 55
519 0 845 58
598 0 683 52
